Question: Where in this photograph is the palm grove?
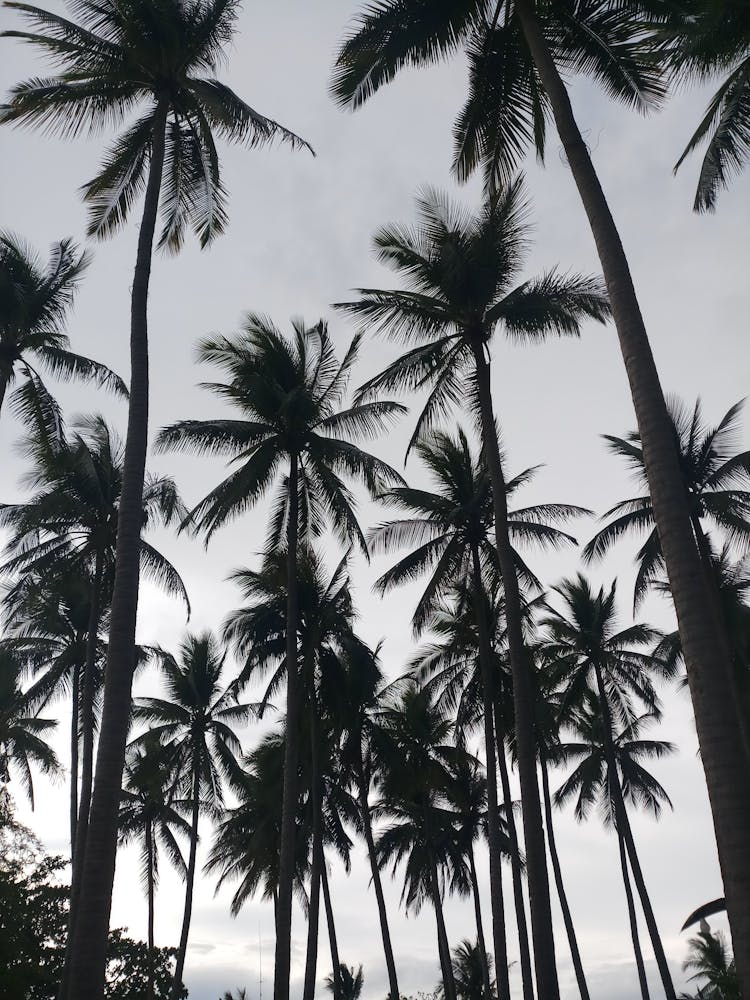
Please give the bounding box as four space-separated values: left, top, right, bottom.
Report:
0 1 747 999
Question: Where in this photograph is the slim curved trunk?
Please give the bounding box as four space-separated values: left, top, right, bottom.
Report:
617 818 651 1000
468 845 493 1000
592 663 675 1000
470 542 510 1000
472 342 558 999
274 451 302 1000
515 4 750 987
430 858 457 1000
540 755 590 1000
146 819 156 1000
0 372 8 417
71 548 104 896
303 677 323 1000
66 98 169 1000
321 861 341 999
494 700 535 1000
620 807 675 1000
70 660 80 859
355 745 400 1000
60 549 105 1000
170 755 201 999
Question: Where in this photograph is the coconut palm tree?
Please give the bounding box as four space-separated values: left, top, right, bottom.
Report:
158 315 403 996
328 642 402 1000
374 683 471 1000
680 924 740 1000
0 410 188 920
325 964 363 1000
532 650 591 1000
205 731 311 923
223 544 360 1000
553 700 675 1000
118 737 189 1000
130 632 250 1000
444 939 497 1000
0 646 60 808
0 231 125 417
662 0 750 212
583 397 750 610
372 427 585 999
444 755 507 1000
1 4 310 988
542 575 676 999
1 566 92 854
336 181 608 997
332 7 750 984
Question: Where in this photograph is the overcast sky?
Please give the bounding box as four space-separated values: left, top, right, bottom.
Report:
1 2 748 999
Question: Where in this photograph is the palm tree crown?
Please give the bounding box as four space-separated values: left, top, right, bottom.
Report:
664 0 750 211
158 316 405 548
332 0 664 189
1 0 311 249
337 181 609 452
584 396 750 608
0 232 125 413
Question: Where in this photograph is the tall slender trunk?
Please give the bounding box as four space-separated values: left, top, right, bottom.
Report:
620 807 676 1000
146 820 155 1000
617 819 651 1000
321 860 341 999
515 4 750 986
0 371 8 417
494 700 535 1000
274 452 302 1000
468 846 493 1000
470 542 510 1000
430 859 457 1000
60 550 105 1000
472 342 558 999
592 663 675 1000
303 676 323 1000
170 754 201 999
355 746 400 1000
540 755 590 1000
66 98 169 1000
70 660 80 859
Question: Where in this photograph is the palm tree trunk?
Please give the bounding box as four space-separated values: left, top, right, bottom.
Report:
170 757 201 999
620 804 676 1000
355 746 400 1000
493 699 535 1000
303 677 323 1000
274 451 302 1000
70 661 80 859
321 860 341 999
71 549 104 894
540 755 590 1000
470 542 510 1000
591 663 675 1000
60 549 105 1000
472 342 559 999
0 371 8 417
617 819 651 1000
147 819 156 1000
514 5 750 987
430 859 457 1000
468 845 494 1000
66 98 170 1000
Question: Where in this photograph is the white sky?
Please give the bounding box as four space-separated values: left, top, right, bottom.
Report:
1 2 748 999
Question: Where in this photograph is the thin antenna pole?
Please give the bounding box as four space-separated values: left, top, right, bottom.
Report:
259 922 262 1000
